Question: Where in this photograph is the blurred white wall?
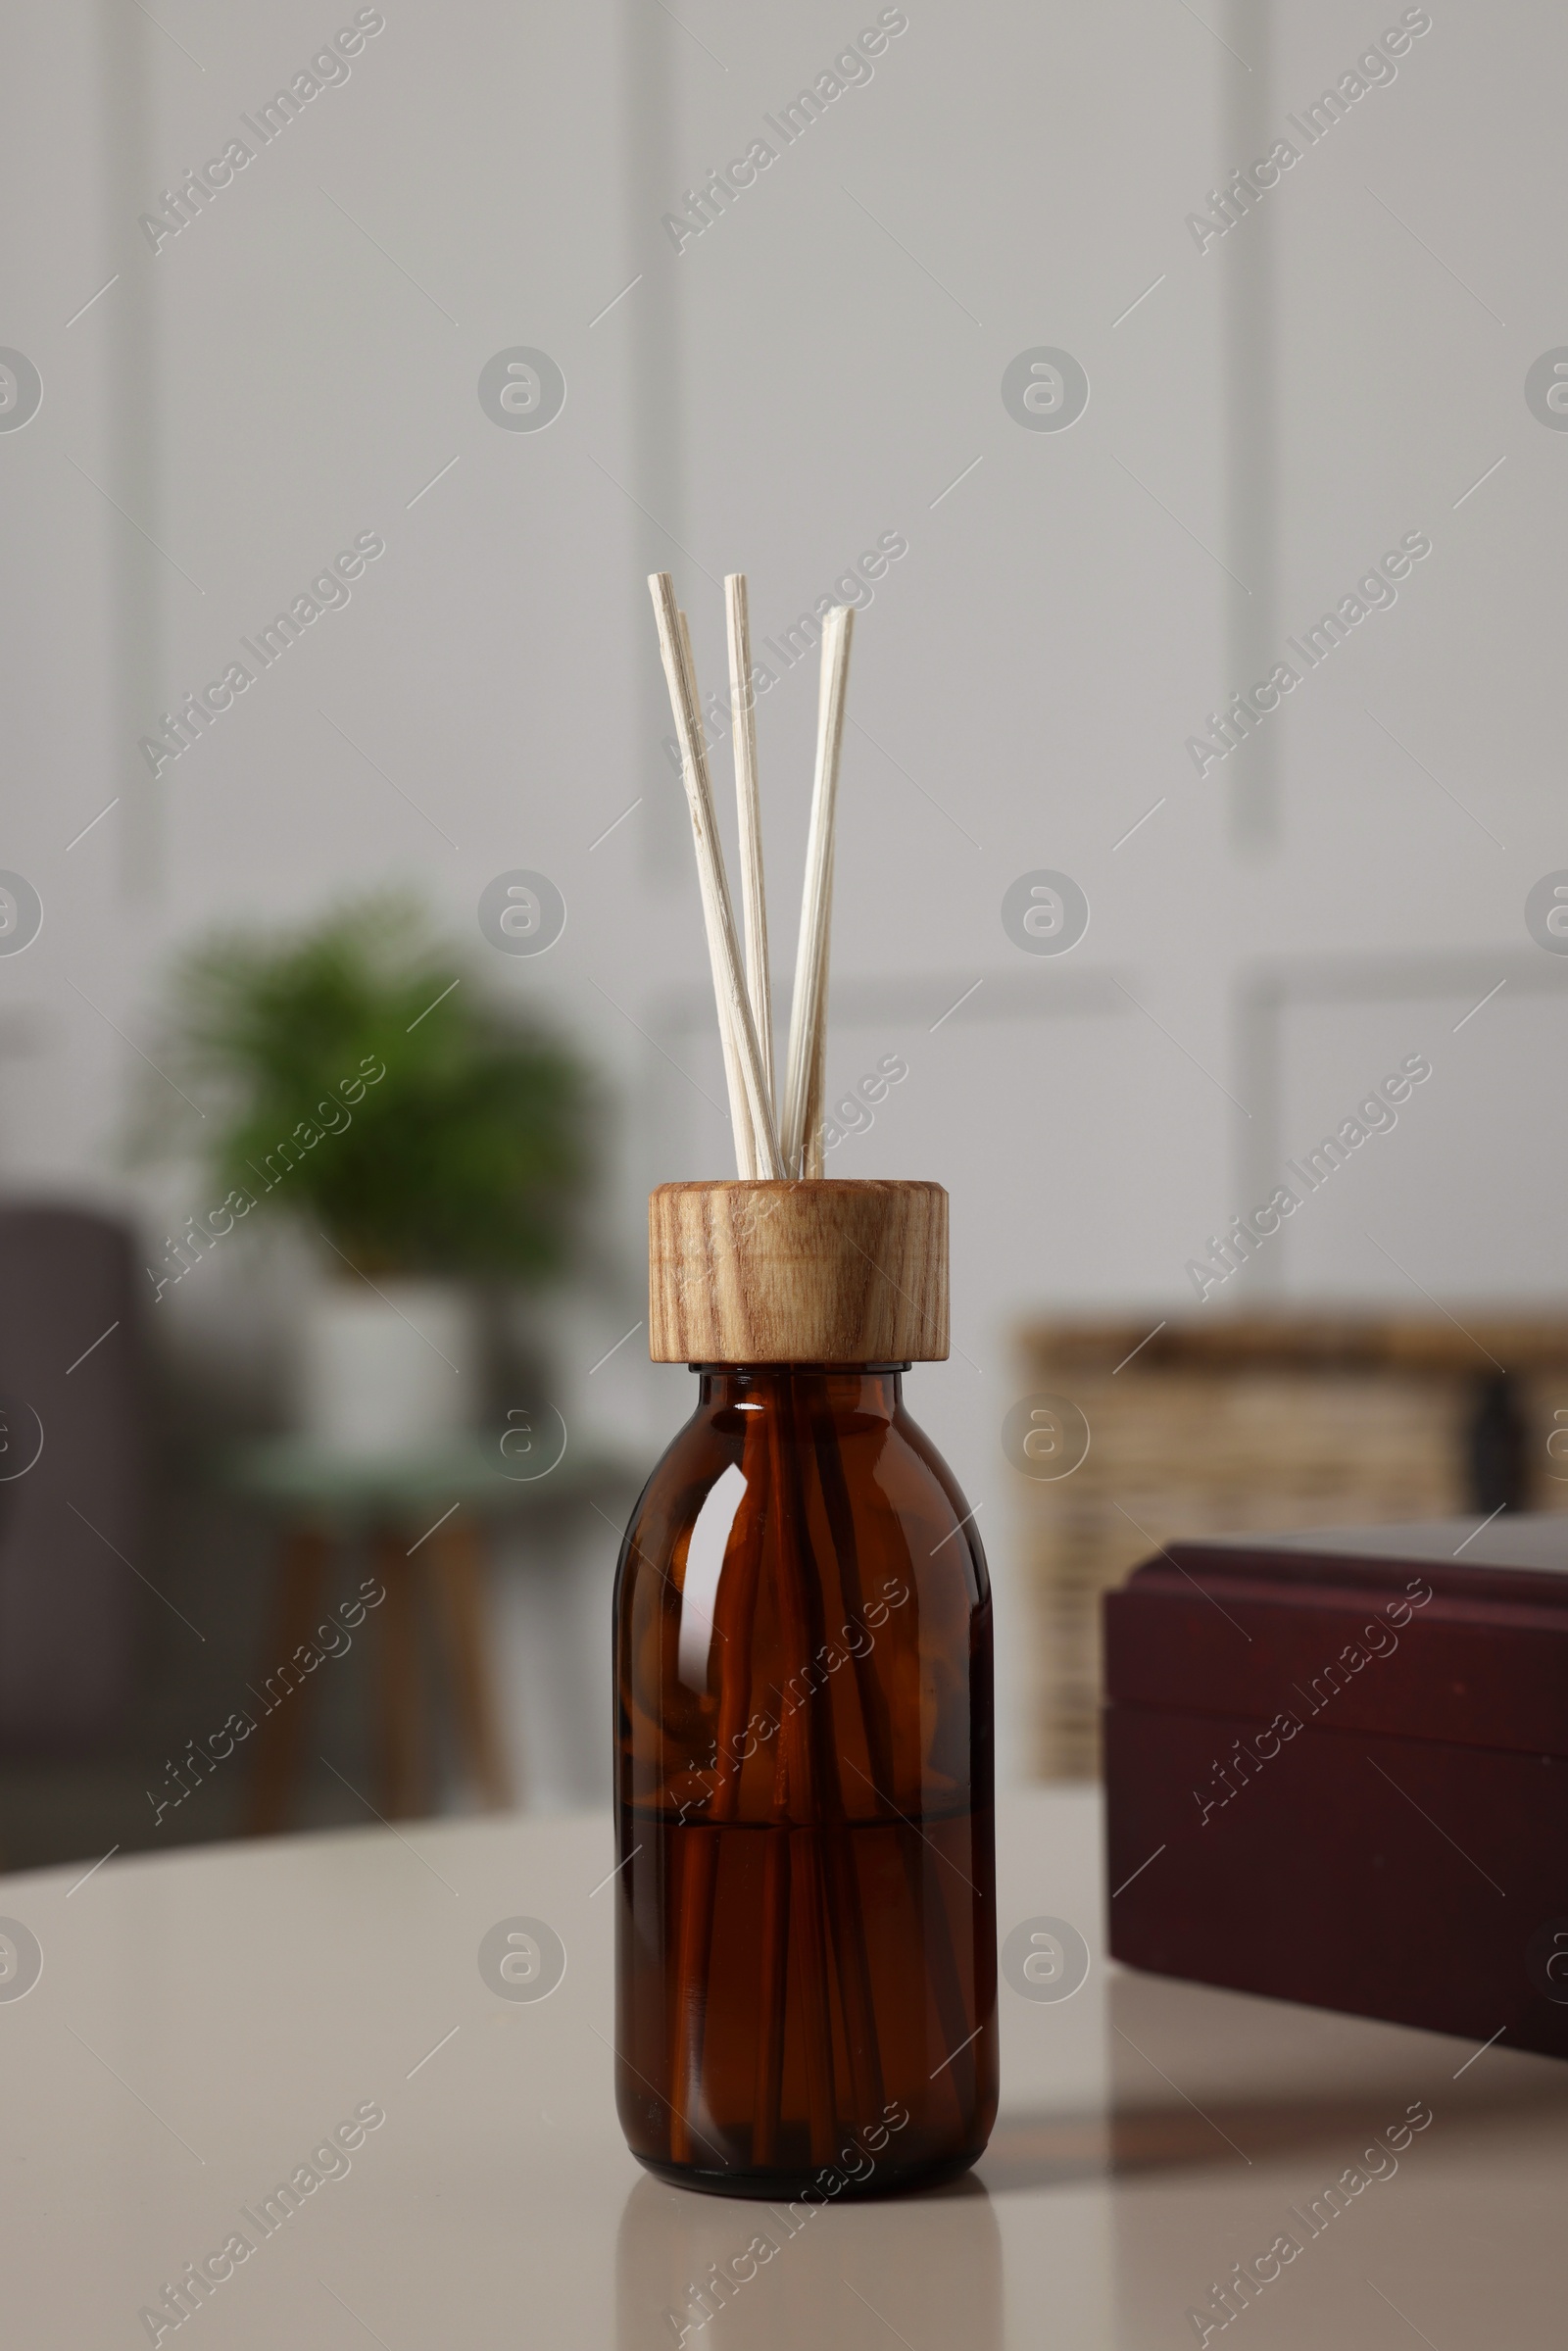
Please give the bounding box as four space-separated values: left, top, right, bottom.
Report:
3 0 1566 1795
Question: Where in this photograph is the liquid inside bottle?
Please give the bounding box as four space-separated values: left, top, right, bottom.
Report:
612 1364 997 2197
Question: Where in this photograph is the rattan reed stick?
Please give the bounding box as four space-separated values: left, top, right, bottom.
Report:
648 573 783 1180
802 916 831 1178
677 608 759 1178
725 574 774 1122
781 607 854 1176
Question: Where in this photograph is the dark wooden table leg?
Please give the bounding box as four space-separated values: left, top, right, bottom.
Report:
425 1517 515 1811
245 1527 330 1835
373 1533 428 1819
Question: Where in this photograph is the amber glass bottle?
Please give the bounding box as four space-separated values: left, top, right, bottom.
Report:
612 1181 997 2198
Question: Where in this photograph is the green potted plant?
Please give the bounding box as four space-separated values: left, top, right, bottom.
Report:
156 896 589 1454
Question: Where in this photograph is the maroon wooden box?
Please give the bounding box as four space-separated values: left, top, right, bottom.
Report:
1103 1517 1568 2058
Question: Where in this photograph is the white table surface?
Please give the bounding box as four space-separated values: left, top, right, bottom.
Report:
4 1788 1564 2348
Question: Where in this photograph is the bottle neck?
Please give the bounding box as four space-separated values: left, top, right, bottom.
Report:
695 1365 906 1421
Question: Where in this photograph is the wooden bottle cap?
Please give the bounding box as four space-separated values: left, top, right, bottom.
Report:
648 1179 949 1364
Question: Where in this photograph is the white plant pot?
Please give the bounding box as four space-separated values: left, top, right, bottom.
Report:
297 1279 477 1457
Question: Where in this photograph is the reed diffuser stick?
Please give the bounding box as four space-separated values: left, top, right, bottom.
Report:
781 606 854 1175
765 1394 840 2163
802 953 830 1179
725 574 774 1120
677 608 759 1178
649 573 784 1180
